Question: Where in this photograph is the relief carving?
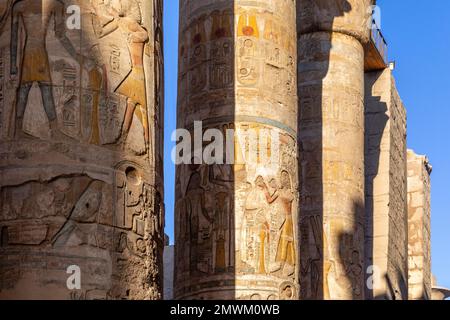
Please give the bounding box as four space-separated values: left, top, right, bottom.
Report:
176 1 298 299
92 0 150 151
0 0 163 299
10 0 83 140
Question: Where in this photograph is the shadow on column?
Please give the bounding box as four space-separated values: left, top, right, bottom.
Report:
174 1 236 300
364 76 408 300
297 0 359 300
364 89 388 299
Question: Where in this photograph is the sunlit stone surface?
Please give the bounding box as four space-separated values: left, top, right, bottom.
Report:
0 0 164 300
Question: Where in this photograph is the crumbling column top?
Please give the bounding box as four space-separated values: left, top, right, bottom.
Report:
408 149 433 175
297 0 375 44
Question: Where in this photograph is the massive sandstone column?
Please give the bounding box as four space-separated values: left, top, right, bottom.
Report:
0 0 164 299
175 0 299 299
364 69 408 300
297 0 373 299
407 150 432 300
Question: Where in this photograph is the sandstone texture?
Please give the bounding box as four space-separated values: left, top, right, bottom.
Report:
364 69 408 300
407 150 432 300
0 0 164 300
175 0 299 300
297 0 373 300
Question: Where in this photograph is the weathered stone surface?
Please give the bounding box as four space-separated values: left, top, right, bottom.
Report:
297 0 373 43
297 0 375 300
364 69 408 300
0 0 164 300
407 150 432 300
175 0 299 300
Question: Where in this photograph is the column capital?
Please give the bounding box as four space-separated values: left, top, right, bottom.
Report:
297 0 374 44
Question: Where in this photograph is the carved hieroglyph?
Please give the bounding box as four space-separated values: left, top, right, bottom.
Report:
175 0 299 300
0 0 164 300
297 0 373 300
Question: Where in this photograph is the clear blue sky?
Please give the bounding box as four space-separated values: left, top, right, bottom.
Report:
377 0 450 288
163 0 450 288
163 0 178 248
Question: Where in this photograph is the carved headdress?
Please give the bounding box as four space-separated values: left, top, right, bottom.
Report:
108 0 142 23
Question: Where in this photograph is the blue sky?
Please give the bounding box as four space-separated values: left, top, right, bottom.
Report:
163 0 178 248
163 0 450 288
378 0 450 288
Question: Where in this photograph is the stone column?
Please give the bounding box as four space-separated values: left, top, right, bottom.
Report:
364 69 408 300
175 0 299 300
407 150 432 300
297 0 373 299
0 0 164 300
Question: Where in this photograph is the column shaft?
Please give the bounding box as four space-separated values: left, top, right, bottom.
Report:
297 0 373 300
0 0 164 300
175 0 299 300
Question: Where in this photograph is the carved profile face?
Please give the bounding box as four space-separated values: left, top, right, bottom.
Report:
255 176 265 188
106 0 143 23
281 170 291 190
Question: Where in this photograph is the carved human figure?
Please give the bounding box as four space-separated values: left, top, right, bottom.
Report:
346 250 363 297
94 0 150 150
264 171 296 276
254 176 271 274
78 2 109 145
10 0 82 139
86 64 105 145
300 215 322 298
185 170 210 274
198 128 234 273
